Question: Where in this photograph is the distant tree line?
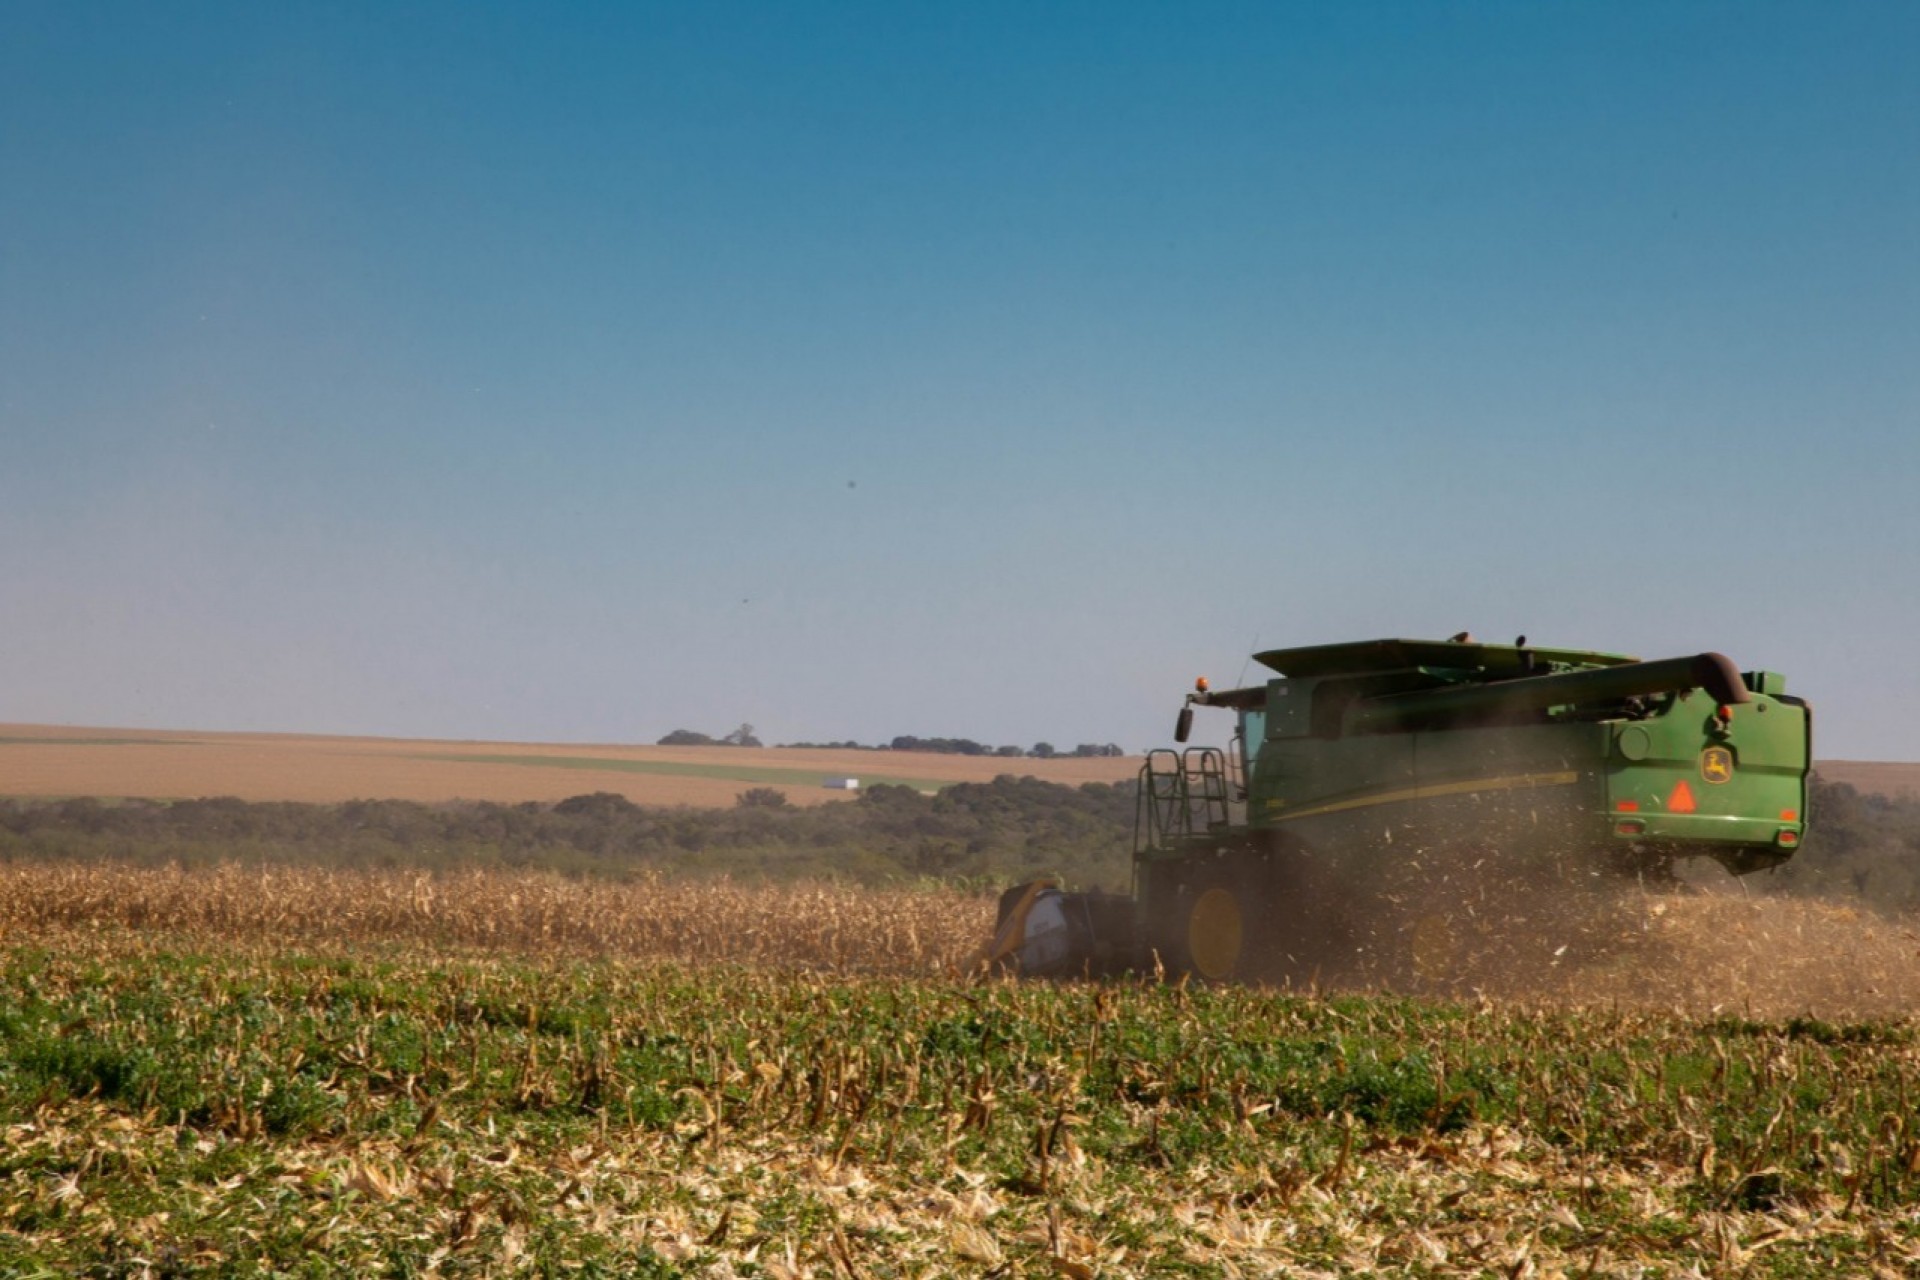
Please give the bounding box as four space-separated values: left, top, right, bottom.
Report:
0 776 1139 889
654 728 1128 758
657 724 762 748
778 736 1127 759
1757 774 1920 914
3 769 1906 910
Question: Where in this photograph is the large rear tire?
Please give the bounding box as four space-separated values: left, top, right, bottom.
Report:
1144 837 1351 986
1141 854 1242 980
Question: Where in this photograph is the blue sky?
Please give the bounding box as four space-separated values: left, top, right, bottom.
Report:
3 3 1916 758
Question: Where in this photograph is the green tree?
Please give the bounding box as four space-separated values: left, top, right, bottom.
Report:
735 787 790 809
658 729 716 746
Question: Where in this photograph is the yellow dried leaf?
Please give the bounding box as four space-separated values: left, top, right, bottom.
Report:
346 1161 396 1201
951 1223 1002 1264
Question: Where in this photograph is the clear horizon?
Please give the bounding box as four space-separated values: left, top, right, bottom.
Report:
4 3 1916 759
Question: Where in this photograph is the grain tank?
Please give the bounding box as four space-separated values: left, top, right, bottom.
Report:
985 636 1811 983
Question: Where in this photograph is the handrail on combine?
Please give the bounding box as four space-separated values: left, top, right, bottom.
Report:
1134 748 1231 856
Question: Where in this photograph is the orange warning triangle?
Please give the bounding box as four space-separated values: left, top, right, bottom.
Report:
1668 779 1697 814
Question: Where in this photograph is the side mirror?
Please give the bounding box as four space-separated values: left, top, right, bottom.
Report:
1174 707 1193 743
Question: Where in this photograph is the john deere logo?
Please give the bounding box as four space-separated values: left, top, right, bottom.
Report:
1701 747 1734 784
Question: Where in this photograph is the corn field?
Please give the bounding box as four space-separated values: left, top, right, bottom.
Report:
0 863 992 975
4 862 1920 1276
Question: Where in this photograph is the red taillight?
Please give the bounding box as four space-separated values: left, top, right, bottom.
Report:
1777 829 1800 847
1615 800 1640 813
1717 705 1733 723
1668 780 1698 814
1615 819 1646 836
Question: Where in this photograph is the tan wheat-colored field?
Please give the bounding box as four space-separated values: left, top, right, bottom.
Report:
4 721 1912 809
0 722 1138 806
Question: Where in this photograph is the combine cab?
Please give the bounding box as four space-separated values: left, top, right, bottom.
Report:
987 636 1811 984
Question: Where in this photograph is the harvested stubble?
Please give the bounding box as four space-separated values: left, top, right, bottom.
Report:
7 863 1920 1276
5 931 1920 1276
0 862 992 973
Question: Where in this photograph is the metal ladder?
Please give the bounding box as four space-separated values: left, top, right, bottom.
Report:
1134 747 1231 854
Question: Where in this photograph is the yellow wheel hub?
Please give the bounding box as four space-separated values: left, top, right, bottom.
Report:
1187 887 1244 979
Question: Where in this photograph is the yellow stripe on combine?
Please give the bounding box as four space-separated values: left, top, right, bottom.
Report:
1266 770 1581 821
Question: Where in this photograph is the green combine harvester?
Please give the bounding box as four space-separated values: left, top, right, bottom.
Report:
986 635 1811 984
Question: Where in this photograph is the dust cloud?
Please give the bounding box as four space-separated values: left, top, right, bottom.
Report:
1543 889 1920 1020
1347 868 1920 1021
